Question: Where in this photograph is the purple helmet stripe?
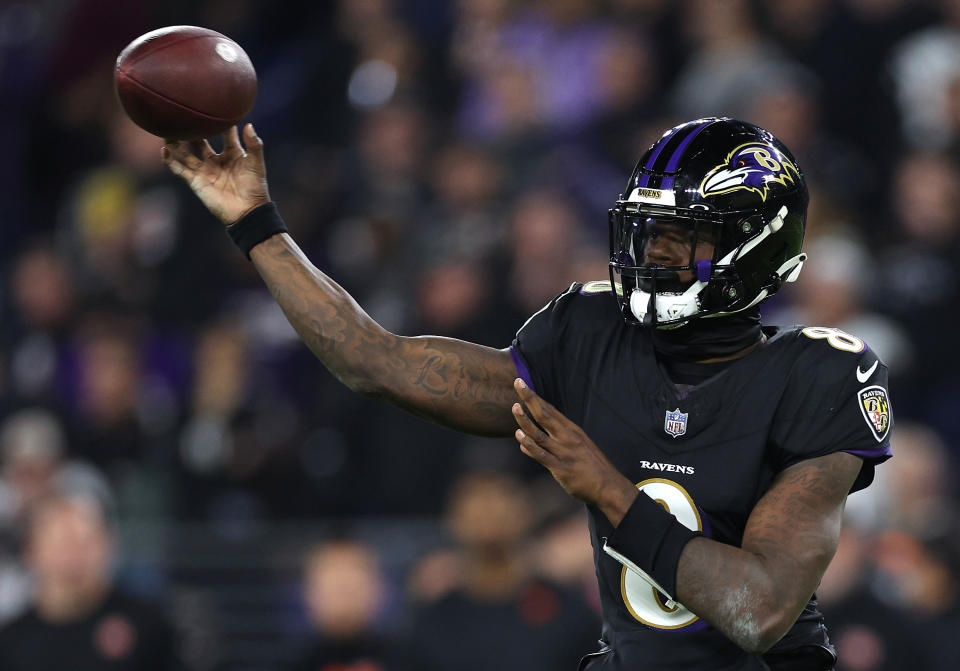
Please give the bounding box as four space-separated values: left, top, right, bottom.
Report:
658 120 714 190
636 123 695 188
664 120 712 173
643 125 687 171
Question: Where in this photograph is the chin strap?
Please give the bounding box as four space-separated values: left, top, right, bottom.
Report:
630 276 706 324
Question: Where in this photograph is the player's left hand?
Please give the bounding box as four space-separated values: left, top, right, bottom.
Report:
512 378 638 524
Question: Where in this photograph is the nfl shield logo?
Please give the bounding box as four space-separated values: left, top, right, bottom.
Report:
664 408 688 438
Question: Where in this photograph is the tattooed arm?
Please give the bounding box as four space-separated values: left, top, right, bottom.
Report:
509 382 862 654
250 233 518 435
162 126 518 437
674 451 861 653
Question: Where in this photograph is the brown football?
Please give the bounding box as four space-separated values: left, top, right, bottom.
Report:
114 25 257 140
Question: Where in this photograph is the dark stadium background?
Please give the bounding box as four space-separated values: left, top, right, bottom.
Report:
1 0 959 669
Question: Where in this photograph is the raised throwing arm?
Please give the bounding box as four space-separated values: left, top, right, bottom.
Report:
163 125 518 437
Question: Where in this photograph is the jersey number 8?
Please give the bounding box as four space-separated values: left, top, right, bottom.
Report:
800 327 865 353
621 479 703 630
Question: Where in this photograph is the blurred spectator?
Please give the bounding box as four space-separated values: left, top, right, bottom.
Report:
407 471 600 671
351 100 431 222
817 526 930 671
0 408 114 533
0 409 114 621
5 242 76 404
834 422 960 670
0 494 182 670
288 539 401 671
877 152 960 427
588 24 661 172
871 530 960 671
502 188 586 320
410 141 510 343
68 314 149 470
530 475 600 613
890 0 960 149
765 232 915 376
670 0 784 119
420 142 507 265
456 0 620 139
873 422 957 539
415 259 496 341
177 318 307 522
8 243 76 337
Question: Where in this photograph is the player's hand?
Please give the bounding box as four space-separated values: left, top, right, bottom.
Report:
512 378 638 525
162 123 270 225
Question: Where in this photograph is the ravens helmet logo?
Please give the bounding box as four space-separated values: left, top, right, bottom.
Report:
699 142 800 202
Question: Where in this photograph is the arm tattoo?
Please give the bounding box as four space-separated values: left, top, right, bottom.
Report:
413 356 447 395
674 451 862 653
250 234 517 436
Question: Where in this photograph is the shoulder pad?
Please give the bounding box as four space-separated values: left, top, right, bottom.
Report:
790 325 887 388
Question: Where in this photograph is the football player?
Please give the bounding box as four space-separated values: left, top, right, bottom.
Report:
163 117 892 671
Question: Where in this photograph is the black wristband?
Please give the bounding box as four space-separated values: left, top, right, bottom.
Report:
604 490 701 599
225 202 287 258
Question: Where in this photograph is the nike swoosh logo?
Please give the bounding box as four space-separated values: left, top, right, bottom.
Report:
857 361 878 383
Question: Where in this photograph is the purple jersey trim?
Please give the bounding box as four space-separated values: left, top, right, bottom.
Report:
681 619 711 634
697 506 713 540
509 345 535 392
844 445 893 460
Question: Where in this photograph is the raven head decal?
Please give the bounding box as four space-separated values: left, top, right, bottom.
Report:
699 142 800 202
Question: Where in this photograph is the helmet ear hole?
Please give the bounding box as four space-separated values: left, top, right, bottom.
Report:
736 215 766 239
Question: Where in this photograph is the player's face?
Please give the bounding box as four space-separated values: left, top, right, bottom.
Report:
641 220 716 285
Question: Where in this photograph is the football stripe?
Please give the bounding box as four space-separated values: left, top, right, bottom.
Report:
119 71 238 122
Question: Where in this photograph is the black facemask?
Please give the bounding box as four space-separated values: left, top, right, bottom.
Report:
650 309 763 362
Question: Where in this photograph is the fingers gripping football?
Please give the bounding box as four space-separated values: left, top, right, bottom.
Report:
242 123 265 161
161 123 270 225
161 141 202 179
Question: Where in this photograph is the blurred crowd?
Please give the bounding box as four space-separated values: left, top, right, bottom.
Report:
2 0 960 669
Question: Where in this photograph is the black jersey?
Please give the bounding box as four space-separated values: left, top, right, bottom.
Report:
511 282 892 671
0 590 182 671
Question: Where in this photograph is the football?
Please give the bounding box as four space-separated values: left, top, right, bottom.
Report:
114 25 257 140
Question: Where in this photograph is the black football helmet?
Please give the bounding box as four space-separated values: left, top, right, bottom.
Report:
609 117 809 328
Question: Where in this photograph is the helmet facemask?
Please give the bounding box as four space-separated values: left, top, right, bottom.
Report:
609 201 805 328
